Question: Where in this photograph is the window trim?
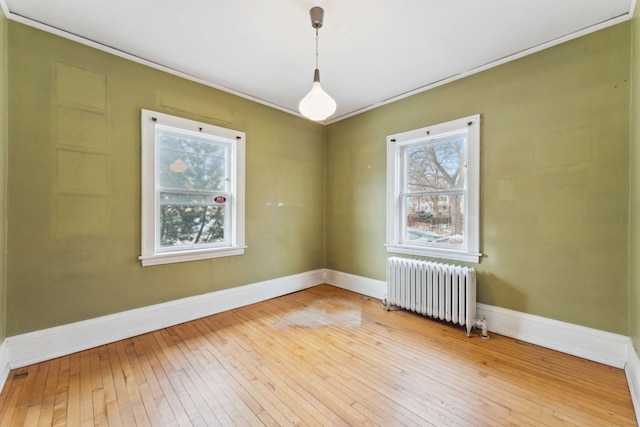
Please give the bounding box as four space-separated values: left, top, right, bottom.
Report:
139 109 246 266
386 114 481 263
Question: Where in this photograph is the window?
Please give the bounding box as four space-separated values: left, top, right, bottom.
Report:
139 110 245 266
386 114 481 263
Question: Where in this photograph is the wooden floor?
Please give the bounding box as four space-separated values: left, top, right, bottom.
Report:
0 285 635 426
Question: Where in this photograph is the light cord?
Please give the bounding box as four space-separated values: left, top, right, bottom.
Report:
315 28 319 69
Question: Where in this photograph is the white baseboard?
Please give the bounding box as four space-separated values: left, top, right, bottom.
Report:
625 341 640 422
323 268 629 369
323 269 386 300
475 303 629 368
6 269 324 369
0 340 9 389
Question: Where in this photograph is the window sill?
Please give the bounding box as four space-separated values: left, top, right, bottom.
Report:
385 244 481 264
139 246 247 266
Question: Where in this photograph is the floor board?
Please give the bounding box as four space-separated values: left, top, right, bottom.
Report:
0 285 635 426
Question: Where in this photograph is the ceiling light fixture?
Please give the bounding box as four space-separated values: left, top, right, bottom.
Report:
298 6 336 122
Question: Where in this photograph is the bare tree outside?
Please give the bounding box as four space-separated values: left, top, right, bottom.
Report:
404 136 466 245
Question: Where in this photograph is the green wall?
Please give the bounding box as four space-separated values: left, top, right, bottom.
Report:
0 8 8 343
326 24 631 334
630 3 640 349
6 22 325 335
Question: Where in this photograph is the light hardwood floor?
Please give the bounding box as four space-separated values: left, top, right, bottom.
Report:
0 284 635 426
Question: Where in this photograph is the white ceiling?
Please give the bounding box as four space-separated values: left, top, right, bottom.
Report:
2 0 634 123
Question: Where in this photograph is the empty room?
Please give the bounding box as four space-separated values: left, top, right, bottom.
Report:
0 0 640 425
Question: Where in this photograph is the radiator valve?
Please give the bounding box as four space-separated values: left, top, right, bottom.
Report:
476 316 489 339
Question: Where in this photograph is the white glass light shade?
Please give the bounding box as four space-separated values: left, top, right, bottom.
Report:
299 81 337 121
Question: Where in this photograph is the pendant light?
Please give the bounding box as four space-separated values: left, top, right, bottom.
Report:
299 6 337 122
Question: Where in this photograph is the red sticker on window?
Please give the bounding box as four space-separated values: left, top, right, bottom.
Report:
214 196 227 204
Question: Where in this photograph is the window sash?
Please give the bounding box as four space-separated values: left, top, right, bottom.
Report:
398 133 468 250
156 127 231 194
155 189 232 252
154 125 234 253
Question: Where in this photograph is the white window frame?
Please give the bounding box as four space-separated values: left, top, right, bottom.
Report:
139 109 246 266
386 114 481 263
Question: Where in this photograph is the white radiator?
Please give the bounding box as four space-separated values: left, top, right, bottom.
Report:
386 257 477 336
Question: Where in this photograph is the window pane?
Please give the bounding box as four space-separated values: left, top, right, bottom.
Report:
405 137 466 193
160 203 226 247
404 194 464 245
158 133 227 192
